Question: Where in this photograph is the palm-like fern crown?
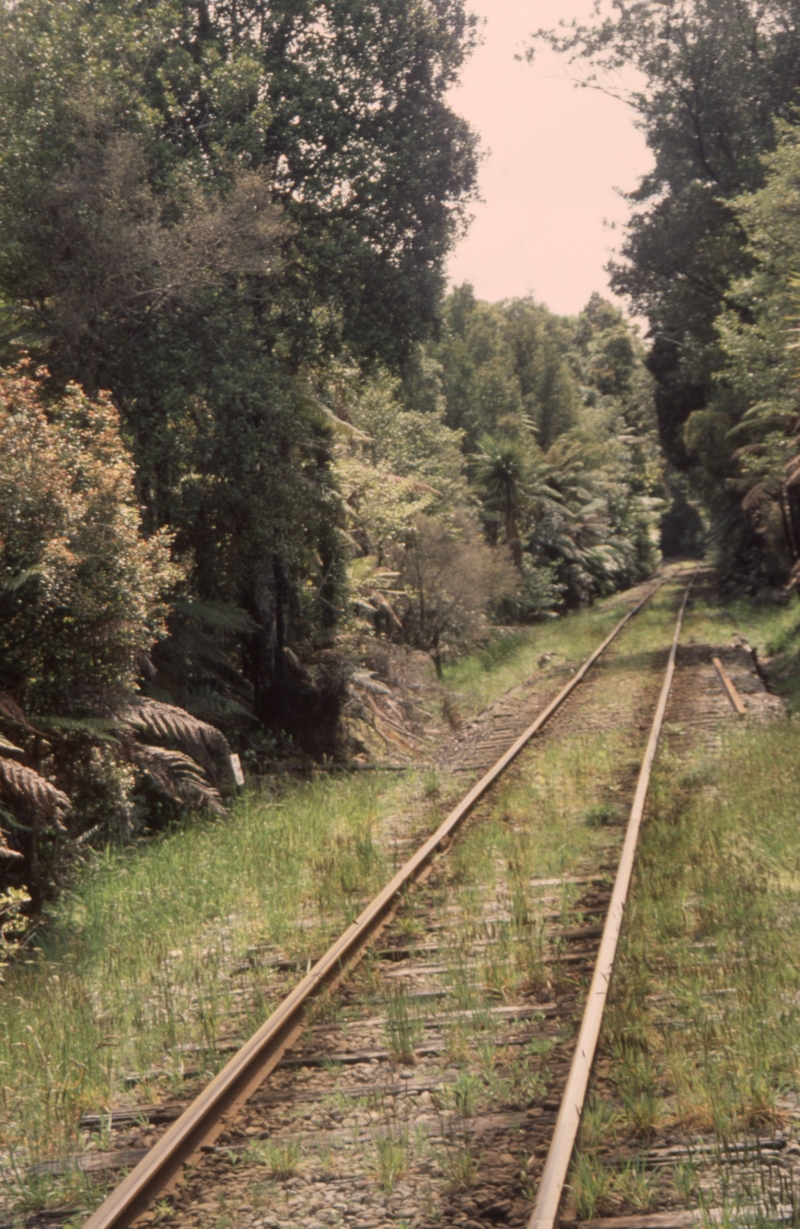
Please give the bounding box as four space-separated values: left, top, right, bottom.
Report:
473 434 526 512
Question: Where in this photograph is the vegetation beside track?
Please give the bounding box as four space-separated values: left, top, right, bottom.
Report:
0 771 402 1217
441 587 656 722
570 607 800 1223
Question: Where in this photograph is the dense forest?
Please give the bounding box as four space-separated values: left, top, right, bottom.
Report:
532 0 800 584
2 0 800 918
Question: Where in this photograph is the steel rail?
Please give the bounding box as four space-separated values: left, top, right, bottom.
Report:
83 582 664 1229
528 577 695 1229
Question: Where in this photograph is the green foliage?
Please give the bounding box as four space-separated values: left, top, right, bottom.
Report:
530 1 800 582
0 0 480 748
0 362 179 710
333 365 471 561
430 289 662 605
393 514 518 674
0 365 232 906
0 0 479 370
426 285 578 450
683 121 800 586
338 290 661 669
471 434 529 567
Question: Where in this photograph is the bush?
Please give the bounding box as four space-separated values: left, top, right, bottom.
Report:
0 362 231 913
394 514 517 675
0 361 179 710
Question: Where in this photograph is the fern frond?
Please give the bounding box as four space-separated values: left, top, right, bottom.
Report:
0 758 71 831
742 482 778 512
0 693 33 731
0 827 22 860
350 671 392 696
170 598 258 634
130 745 226 816
35 716 121 743
120 698 231 768
0 734 24 758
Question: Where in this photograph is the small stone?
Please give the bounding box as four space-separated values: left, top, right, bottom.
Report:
486 1201 512 1219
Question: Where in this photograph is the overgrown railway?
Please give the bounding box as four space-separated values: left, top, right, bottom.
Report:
7 568 789 1229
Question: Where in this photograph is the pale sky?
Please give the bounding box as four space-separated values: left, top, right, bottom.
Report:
446 0 654 319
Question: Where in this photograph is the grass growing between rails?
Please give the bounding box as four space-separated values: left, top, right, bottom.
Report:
0 772 407 1215
571 717 800 1222
0 574 684 1219
441 571 679 721
348 586 688 1164
434 596 677 1015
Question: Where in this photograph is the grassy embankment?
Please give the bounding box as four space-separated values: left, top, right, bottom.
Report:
570 593 800 1224
0 583 673 1219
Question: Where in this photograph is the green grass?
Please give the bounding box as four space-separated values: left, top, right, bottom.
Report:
244 1138 302 1178
379 582 695 1144
0 771 409 1209
441 584 660 719
588 711 800 1217
443 564 698 722
373 1129 409 1192
681 590 800 710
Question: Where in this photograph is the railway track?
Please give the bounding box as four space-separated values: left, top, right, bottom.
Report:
81 576 675 1229
11 568 786 1229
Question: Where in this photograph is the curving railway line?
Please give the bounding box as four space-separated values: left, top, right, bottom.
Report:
18 567 783 1229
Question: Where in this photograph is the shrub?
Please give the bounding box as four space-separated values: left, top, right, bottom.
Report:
0 362 228 910
394 514 517 675
0 360 178 709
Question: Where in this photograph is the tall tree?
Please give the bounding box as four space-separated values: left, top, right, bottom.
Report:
530 0 800 480
0 0 479 743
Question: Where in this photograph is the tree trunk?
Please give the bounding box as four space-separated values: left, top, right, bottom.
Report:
780 491 798 565
244 560 289 729
784 487 800 563
431 632 443 679
505 508 523 569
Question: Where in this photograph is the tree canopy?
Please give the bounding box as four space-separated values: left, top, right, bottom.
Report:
0 2 670 915
0 0 480 742
530 0 800 580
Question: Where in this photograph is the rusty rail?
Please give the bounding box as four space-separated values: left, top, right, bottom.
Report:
82 583 663 1229
528 578 695 1229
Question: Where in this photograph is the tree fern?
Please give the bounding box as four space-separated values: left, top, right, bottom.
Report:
129 746 226 817
0 758 70 832
120 698 231 773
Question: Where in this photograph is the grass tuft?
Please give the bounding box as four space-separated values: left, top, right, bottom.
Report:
373 1130 409 1192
